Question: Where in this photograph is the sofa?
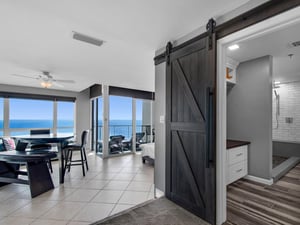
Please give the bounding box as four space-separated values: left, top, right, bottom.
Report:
0 138 21 187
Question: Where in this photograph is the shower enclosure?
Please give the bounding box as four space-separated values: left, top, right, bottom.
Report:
272 81 300 180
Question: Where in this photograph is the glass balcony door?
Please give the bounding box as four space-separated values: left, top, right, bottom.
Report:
92 97 103 154
109 96 132 155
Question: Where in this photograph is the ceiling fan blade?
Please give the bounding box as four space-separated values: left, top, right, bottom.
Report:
53 79 75 83
52 82 64 88
11 74 38 80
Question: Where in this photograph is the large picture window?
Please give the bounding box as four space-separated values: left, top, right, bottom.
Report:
0 97 75 136
9 98 53 135
57 101 74 133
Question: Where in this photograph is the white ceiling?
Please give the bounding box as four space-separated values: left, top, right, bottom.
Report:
0 0 249 92
227 21 300 83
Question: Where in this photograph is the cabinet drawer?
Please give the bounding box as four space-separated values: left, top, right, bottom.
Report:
227 160 247 184
227 146 247 165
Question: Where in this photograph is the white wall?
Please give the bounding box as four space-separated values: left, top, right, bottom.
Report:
273 82 300 142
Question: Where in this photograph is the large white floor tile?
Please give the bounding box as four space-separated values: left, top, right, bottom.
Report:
103 181 130 190
118 191 149 205
0 198 30 217
126 181 152 192
133 173 153 182
43 202 85 220
30 219 68 225
0 217 34 225
112 173 135 181
34 187 76 201
64 189 99 202
72 202 114 222
79 180 108 190
94 172 117 180
92 190 123 204
12 200 58 218
67 221 91 225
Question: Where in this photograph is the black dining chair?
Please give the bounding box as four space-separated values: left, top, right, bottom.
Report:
29 129 53 173
64 130 89 176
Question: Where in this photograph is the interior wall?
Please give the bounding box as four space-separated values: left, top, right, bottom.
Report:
154 62 166 193
227 56 273 180
75 88 91 144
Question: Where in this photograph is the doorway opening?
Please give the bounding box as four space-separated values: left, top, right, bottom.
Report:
217 6 300 225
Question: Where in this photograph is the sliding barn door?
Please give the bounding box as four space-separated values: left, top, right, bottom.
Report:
165 27 216 224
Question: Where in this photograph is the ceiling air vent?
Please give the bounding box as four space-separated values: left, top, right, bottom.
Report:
290 41 300 47
72 31 104 47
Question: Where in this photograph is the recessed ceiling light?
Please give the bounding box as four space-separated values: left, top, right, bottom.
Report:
228 44 239 51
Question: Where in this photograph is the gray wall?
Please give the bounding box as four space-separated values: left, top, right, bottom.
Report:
227 56 273 180
75 88 91 144
142 101 152 126
0 84 91 145
154 62 166 193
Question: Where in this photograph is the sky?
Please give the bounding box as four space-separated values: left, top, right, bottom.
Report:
99 96 143 120
8 98 74 120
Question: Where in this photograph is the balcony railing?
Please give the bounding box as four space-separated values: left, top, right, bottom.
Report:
96 124 153 141
94 124 154 154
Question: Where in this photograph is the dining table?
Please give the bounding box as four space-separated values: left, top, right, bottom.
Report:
15 133 74 184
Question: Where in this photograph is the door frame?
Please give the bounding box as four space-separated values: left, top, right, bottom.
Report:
216 6 300 225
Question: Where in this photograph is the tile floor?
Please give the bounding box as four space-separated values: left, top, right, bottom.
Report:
0 152 154 225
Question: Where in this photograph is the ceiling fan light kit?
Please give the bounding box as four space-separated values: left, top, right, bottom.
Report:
40 81 52 88
11 71 75 89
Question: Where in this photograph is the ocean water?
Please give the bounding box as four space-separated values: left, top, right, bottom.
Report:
0 119 144 139
0 119 74 136
97 120 143 139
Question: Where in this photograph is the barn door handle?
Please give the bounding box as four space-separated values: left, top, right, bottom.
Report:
206 87 214 168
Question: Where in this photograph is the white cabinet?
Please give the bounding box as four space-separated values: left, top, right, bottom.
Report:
226 145 248 185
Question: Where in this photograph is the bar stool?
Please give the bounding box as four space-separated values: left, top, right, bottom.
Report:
64 130 89 176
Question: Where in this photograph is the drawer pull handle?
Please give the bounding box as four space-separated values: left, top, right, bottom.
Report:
236 153 243 157
236 169 243 173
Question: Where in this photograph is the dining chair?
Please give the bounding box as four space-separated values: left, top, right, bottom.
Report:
29 129 53 173
64 130 89 176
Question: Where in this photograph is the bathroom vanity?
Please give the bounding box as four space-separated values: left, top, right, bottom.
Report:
226 140 250 185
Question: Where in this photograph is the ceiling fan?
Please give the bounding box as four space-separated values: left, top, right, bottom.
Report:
11 71 75 88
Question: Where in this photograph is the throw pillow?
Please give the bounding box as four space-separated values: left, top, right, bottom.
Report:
2 137 16 151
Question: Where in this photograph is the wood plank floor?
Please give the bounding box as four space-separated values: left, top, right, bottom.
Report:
224 163 300 225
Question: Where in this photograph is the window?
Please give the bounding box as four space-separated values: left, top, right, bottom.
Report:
0 98 3 136
57 101 75 133
136 99 153 144
109 96 132 154
9 98 53 135
91 97 103 153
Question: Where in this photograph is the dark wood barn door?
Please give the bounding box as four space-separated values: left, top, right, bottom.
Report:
165 24 216 224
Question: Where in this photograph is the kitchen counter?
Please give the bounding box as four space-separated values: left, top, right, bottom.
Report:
227 139 250 149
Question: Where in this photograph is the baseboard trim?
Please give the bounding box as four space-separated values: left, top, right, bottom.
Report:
244 175 273 185
155 188 164 198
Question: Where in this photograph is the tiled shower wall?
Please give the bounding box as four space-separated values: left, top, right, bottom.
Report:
273 82 300 142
